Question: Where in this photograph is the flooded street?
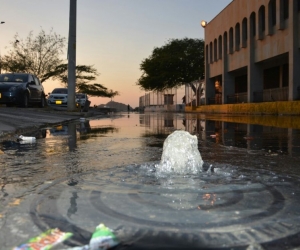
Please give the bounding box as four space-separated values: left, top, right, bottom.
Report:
1 112 300 249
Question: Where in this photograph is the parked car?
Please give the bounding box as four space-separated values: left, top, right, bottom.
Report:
47 88 68 107
75 93 88 108
0 73 46 107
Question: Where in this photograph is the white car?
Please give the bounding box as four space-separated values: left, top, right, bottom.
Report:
47 88 68 107
75 93 88 108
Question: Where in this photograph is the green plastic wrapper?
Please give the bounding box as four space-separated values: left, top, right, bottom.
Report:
13 224 119 250
89 223 118 250
13 228 73 250
66 223 119 250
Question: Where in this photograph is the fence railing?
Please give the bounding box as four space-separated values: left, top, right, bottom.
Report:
227 92 248 104
208 93 222 105
253 87 288 102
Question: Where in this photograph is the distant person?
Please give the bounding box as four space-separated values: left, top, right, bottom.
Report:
127 104 130 113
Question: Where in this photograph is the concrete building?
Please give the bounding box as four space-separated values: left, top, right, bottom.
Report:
203 0 300 105
139 87 186 112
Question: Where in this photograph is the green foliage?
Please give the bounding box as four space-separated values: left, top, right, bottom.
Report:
77 83 119 98
137 38 204 91
43 64 98 86
0 28 119 98
44 63 119 98
1 28 66 82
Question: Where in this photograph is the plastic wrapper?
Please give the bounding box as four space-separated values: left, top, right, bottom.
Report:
17 135 36 144
66 223 119 250
13 224 118 250
13 228 73 250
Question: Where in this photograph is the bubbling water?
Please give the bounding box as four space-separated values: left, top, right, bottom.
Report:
155 130 203 176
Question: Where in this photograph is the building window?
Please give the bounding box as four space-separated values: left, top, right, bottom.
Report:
209 42 213 63
214 39 217 61
259 6 266 40
242 18 247 47
268 0 276 35
235 23 240 51
229 27 234 54
223 31 228 55
270 0 276 25
298 0 300 11
250 12 256 37
218 35 222 59
280 0 288 29
283 0 289 19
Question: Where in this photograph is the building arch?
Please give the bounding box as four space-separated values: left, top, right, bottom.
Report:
223 31 228 55
235 23 241 51
250 12 256 37
205 44 209 65
279 0 289 29
214 38 218 61
268 0 276 35
242 18 248 47
209 42 213 63
258 5 266 40
218 35 222 59
229 27 234 54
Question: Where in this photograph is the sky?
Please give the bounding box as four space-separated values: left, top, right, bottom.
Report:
0 0 231 108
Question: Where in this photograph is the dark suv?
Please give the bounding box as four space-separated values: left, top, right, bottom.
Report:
0 73 46 107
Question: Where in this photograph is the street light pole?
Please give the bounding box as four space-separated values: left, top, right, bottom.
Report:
67 0 77 111
201 20 207 105
0 21 5 74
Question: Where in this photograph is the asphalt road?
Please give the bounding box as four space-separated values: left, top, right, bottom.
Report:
0 106 92 141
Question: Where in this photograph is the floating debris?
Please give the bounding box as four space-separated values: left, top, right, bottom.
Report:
17 135 36 144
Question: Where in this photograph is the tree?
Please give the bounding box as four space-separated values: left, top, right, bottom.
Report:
1 28 119 98
1 28 66 82
44 63 119 98
137 38 204 91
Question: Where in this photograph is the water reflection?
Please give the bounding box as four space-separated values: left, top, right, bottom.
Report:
140 112 300 156
67 191 78 218
1 113 300 249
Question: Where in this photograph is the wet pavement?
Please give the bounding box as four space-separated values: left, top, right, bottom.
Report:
1 111 300 249
0 106 95 140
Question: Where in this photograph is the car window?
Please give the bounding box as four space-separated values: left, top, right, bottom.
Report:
52 89 68 94
28 75 34 84
76 94 86 99
0 74 28 82
33 75 41 85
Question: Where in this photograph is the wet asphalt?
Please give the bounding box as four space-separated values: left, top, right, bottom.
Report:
0 106 97 141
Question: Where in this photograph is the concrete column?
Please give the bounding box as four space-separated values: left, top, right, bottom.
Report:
288 0 300 100
279 65 283 88
205 44 215 105
222 32 235 104
248 13 263 103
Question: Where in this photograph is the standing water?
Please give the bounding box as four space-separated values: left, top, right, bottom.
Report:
1 112 300 249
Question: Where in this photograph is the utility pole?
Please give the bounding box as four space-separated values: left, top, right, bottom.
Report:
0 21 5 74
67 0 77 111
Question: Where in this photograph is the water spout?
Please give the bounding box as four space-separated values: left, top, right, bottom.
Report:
156 130 203 175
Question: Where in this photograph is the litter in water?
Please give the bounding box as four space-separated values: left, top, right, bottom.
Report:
12 228 73 250
17 135 36 144
13 224 118 250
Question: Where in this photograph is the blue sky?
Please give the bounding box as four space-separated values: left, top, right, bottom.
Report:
0 0 231 107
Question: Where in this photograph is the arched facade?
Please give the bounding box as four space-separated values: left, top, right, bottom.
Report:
203 0 300 105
